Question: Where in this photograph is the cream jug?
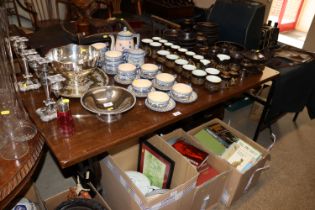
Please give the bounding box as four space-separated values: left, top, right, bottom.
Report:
109 27 140 52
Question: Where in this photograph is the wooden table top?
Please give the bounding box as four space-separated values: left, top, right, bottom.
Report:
20 66 279 168
0 133 45 208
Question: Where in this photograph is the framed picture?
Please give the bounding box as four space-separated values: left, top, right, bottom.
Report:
138 140 175 189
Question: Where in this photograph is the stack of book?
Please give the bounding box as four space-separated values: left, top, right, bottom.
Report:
193 123 262 173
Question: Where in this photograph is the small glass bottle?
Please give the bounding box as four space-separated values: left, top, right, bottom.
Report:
57 98 74 136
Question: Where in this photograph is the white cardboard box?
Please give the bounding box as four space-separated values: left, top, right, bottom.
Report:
100 135 198 210
188 118 271 207
162 128 231 210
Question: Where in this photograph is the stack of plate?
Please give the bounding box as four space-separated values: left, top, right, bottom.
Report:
194 22 219 46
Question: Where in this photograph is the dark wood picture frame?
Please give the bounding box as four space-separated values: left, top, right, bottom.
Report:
138 140 175 189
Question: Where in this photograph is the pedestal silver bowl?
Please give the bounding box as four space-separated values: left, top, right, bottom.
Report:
80 86 136 123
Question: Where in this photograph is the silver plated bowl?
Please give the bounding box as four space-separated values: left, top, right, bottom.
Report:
46 44 99 81
80 86 136 122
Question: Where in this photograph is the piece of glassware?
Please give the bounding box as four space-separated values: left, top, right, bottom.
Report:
57 98 74 136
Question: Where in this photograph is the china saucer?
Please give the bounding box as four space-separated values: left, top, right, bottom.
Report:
140 71 161 80
127 85 155 98
145 98 176 112
114 75 135 85
152 79 174 91
170 91 198 104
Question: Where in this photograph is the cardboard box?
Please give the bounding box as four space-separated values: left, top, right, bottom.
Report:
161 129 231 210
188 118 271 207
22 184 46 210
44 184 111 210
100 135 198 210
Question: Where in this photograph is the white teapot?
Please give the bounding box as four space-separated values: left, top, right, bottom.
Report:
109 27 140 52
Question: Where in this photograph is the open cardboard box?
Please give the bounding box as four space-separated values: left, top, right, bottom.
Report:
188 118 271 207
100 135 198 210
16 183 46 210
44 183 111 210
161 128 231 210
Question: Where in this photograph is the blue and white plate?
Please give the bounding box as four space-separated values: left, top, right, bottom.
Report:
114 75 135 85
127 85 155 98
140 71 161 80
170 91 198 104
152 79 174 91
145 98 176 112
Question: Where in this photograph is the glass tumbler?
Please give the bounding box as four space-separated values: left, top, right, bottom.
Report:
57 98 74 136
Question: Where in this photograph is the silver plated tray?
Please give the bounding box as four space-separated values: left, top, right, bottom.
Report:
59 68 109 98
169 91 198 104
145 98 176 112
80 86 136 116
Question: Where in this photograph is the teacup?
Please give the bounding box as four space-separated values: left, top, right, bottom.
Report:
104 50 123 74
155 73 175 87
127 48 145 68
132 79 153 94
149 42 162 59
182 64 197 79
105 50 123 61
217 54 231 62
170 45 180 54
141 38 153 55
185 51 196 57
147 91 170 108
91 42 107 51
174 59 189 73
191 69 207 85
163 42 173 51
177 48 188 58
185 51 196 64
205 75 222 93
141 63 159 78
141 38 153 45
205 68 220 75
152 36 162 41
117 63 137 80
200 59 211 68
171 83 193 99
156 50 170 63
165 54 179 68
158 39 168 44
193 54 204 68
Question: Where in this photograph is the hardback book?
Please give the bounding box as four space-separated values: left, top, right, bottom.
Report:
196 164 219 186
193 129 226 155
206 123 240 147
172 140 209 167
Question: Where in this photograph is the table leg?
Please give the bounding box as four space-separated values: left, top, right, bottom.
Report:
76 156 104 193
253 79 277 141
293 111 300 122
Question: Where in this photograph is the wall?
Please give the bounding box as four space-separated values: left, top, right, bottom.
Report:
255 0 273 23
296 0 315 32
303 19 315 52
193 0 216 9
